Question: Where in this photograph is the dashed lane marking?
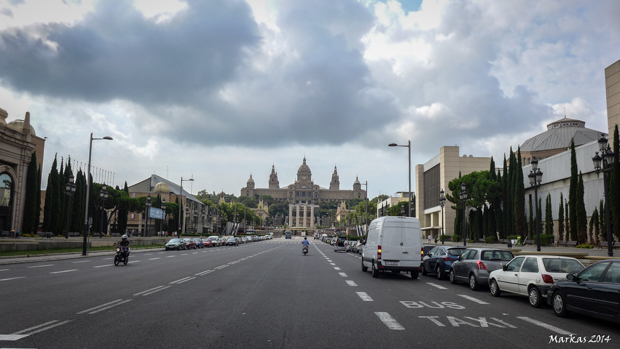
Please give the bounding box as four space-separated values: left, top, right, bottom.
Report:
375 312 405 330
330 263 336 265
50 269 78 274
0 277 25 282
346 280 358 286
149 258 160 260
458 294 489 304
27 264 53 269
77 299 132 315
134 286 169 296
517 317 573 335
0 269 9 272
427 282 447 290
334 267 341 270
195 270 214 276
72 260 91 264
94 264 112 268
170 277 195 284
9 319 73 339
338 272 348 277
356 292 373 301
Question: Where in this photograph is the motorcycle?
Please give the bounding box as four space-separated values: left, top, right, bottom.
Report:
114 246 129 266
302 246 308 255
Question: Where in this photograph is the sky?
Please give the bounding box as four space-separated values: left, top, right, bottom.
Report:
0 0 619 199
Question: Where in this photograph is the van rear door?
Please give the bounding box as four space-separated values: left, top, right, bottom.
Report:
400 218 420 262
381 219 404 263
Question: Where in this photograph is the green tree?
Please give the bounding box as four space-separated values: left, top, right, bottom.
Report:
42 155 59 233
590 208 599 246
610 125 620 240
569 139 578 241
564 199 570 242
513 147 526 237
558 193 565 241
495 169 504 238
528 199 534 239
537 197 543 236
21 152 39 235
599 200 606 241
576 172 588 244
545 193 554 236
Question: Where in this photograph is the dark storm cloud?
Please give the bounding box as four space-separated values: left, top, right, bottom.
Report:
0 0 260 104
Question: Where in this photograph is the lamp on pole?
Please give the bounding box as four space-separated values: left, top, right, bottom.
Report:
360 181 369 235
592 134 616 257
65 174 77 239
99 184 109 238
439 188 446 245
178 177 193 236
83 133 113 256
528 159 544 251
145 195 151 237
160 198 166 237
459 182 469 247
389 141 412 217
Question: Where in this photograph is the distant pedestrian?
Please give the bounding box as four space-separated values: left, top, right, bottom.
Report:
10 230 15 238
428 235 431 243
16 230 19 239
435 236 438 244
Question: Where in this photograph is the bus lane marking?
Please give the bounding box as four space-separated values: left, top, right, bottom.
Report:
457 294 489 304
418 316 517 328
517 317 572 335
426 282 447 290
375 312 405 330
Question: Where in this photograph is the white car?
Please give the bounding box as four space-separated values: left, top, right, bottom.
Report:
488 255 585 308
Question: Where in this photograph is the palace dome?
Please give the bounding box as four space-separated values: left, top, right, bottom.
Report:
297 157 311 174
8 119 36 136
154 182 170 193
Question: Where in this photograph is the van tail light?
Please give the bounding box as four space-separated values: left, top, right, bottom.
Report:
377 245 382 261
476 261 487 270
443 256 454 262
421 247 424 261
542 274 554 284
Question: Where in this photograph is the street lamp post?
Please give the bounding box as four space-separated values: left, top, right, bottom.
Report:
83 133 113 256
528 159 544 252
592 134 616 257
360 181 368 235
178 177 194 236
389 141 412 217
160 198 166 237
65 174 77 239
99 184 109 238
460 182 468 247
145 195 151 237
439 189 446 245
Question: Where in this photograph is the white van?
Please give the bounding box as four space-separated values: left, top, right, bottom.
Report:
361 216 423 279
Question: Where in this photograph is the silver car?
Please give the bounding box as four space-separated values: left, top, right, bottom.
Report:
449 248 514 291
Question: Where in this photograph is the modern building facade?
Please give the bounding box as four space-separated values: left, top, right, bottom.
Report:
376 192 411 217
607 60 620 139
415 146 491 240
0 109 45 234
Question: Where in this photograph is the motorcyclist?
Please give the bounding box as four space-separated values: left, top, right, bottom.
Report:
118 234 130 257
302 237 310 251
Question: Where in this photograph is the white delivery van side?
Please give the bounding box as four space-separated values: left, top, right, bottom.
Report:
361 216 423 279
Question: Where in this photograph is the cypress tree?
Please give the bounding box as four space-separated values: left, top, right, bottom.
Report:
42 155 58 233
599 200 606 241
537 197 543 236
495 169 504 238
56 158 65 235
565 199 570 242
590 208 599 245
610 125 620 240
569 139 578 241
576 172 588 244
60 160 73 234
21 152 38 235
502 153 511 237
545 193 554 236
35 165 42 233
513 147 526 237
558 193 565 241
483 204 489 238
528 199 534 239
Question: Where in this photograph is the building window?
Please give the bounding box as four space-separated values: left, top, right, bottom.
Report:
572 122 579 126
131 213 135 219
562 123 569 126
0 173 12 207
553 124 559 128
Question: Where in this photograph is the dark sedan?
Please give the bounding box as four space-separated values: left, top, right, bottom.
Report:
547 259 620 324
449 248 514 290
422 246 467 279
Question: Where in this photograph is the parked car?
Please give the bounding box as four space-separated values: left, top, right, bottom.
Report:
207 236 220 247
449 248 514 290
422 246 467 279
165 238 186 251
202 239 213 248
226 237 239 246
334 237 346 252
488 255 585 308
183 238 197 249
193 238 204 248
237 237 245 244
548 259 620 323
217 237 228 246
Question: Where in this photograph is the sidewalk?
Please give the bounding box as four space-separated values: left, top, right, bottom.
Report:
427 240 616 258
0 246 163 265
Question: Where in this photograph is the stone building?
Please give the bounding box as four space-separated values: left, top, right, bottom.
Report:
607 60 620 139
0 108 45 234
241 157 366 230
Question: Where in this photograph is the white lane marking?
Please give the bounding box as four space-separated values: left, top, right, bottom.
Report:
134 286 166 296
0 277 25 282
375 312 405 330
13 319 73 336
346 280 358 286
94 264 112 268
103 258 113 260
0 268 9 271
181 254 188 256
27 264 53 269
195 270 214 276
330 263 336 265
356 292 373 301
72 260 91 264
166 255 175 258
338 272 348 277
149 258 160 260
192 252 198 255
170 277 195 284
142 286 170 296
128 260 140 264
50 269 78 274
77 299 128 314
457 294 489 305
88 300 132 314
334 267 341 270
427 282 447 290
0 334 28 340
517 317 573 335
327 260 332 262
12 320 58 334
144 254 152 256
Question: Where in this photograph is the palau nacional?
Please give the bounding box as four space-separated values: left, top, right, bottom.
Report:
240 157 366 232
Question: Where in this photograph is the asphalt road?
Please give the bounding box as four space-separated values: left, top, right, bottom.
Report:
0 237 618 349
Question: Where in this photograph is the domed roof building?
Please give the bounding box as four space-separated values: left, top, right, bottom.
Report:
153 182 171 194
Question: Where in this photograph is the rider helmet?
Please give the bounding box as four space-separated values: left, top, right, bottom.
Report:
122 234 128 240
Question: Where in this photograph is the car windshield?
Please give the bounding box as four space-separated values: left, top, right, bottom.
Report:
543 258 584 273
168 239 181 243
228 238 236 241
447 248 466 256
481 250 514 261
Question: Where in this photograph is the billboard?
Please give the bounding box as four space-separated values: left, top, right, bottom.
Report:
149 207 164 220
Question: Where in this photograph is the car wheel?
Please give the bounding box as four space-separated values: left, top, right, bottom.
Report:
371 261 379 278
436 265 443 280
449 269 457 284
552 291 570 317
422 264 428 276
528 286 542 308
361 260 368 272
490 279 501 297
469 274 480 291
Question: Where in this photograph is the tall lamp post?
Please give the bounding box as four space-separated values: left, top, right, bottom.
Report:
83 133 113 256
360 181 368 235
178 177 194 235
65 174 77 239
99 184 109 238
439 189 446 245
389 141 412 217
592 134 616 257
528 159 544 251
160 198 166 237
184 207 189 236
460 182 468 247
145 195 151 237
